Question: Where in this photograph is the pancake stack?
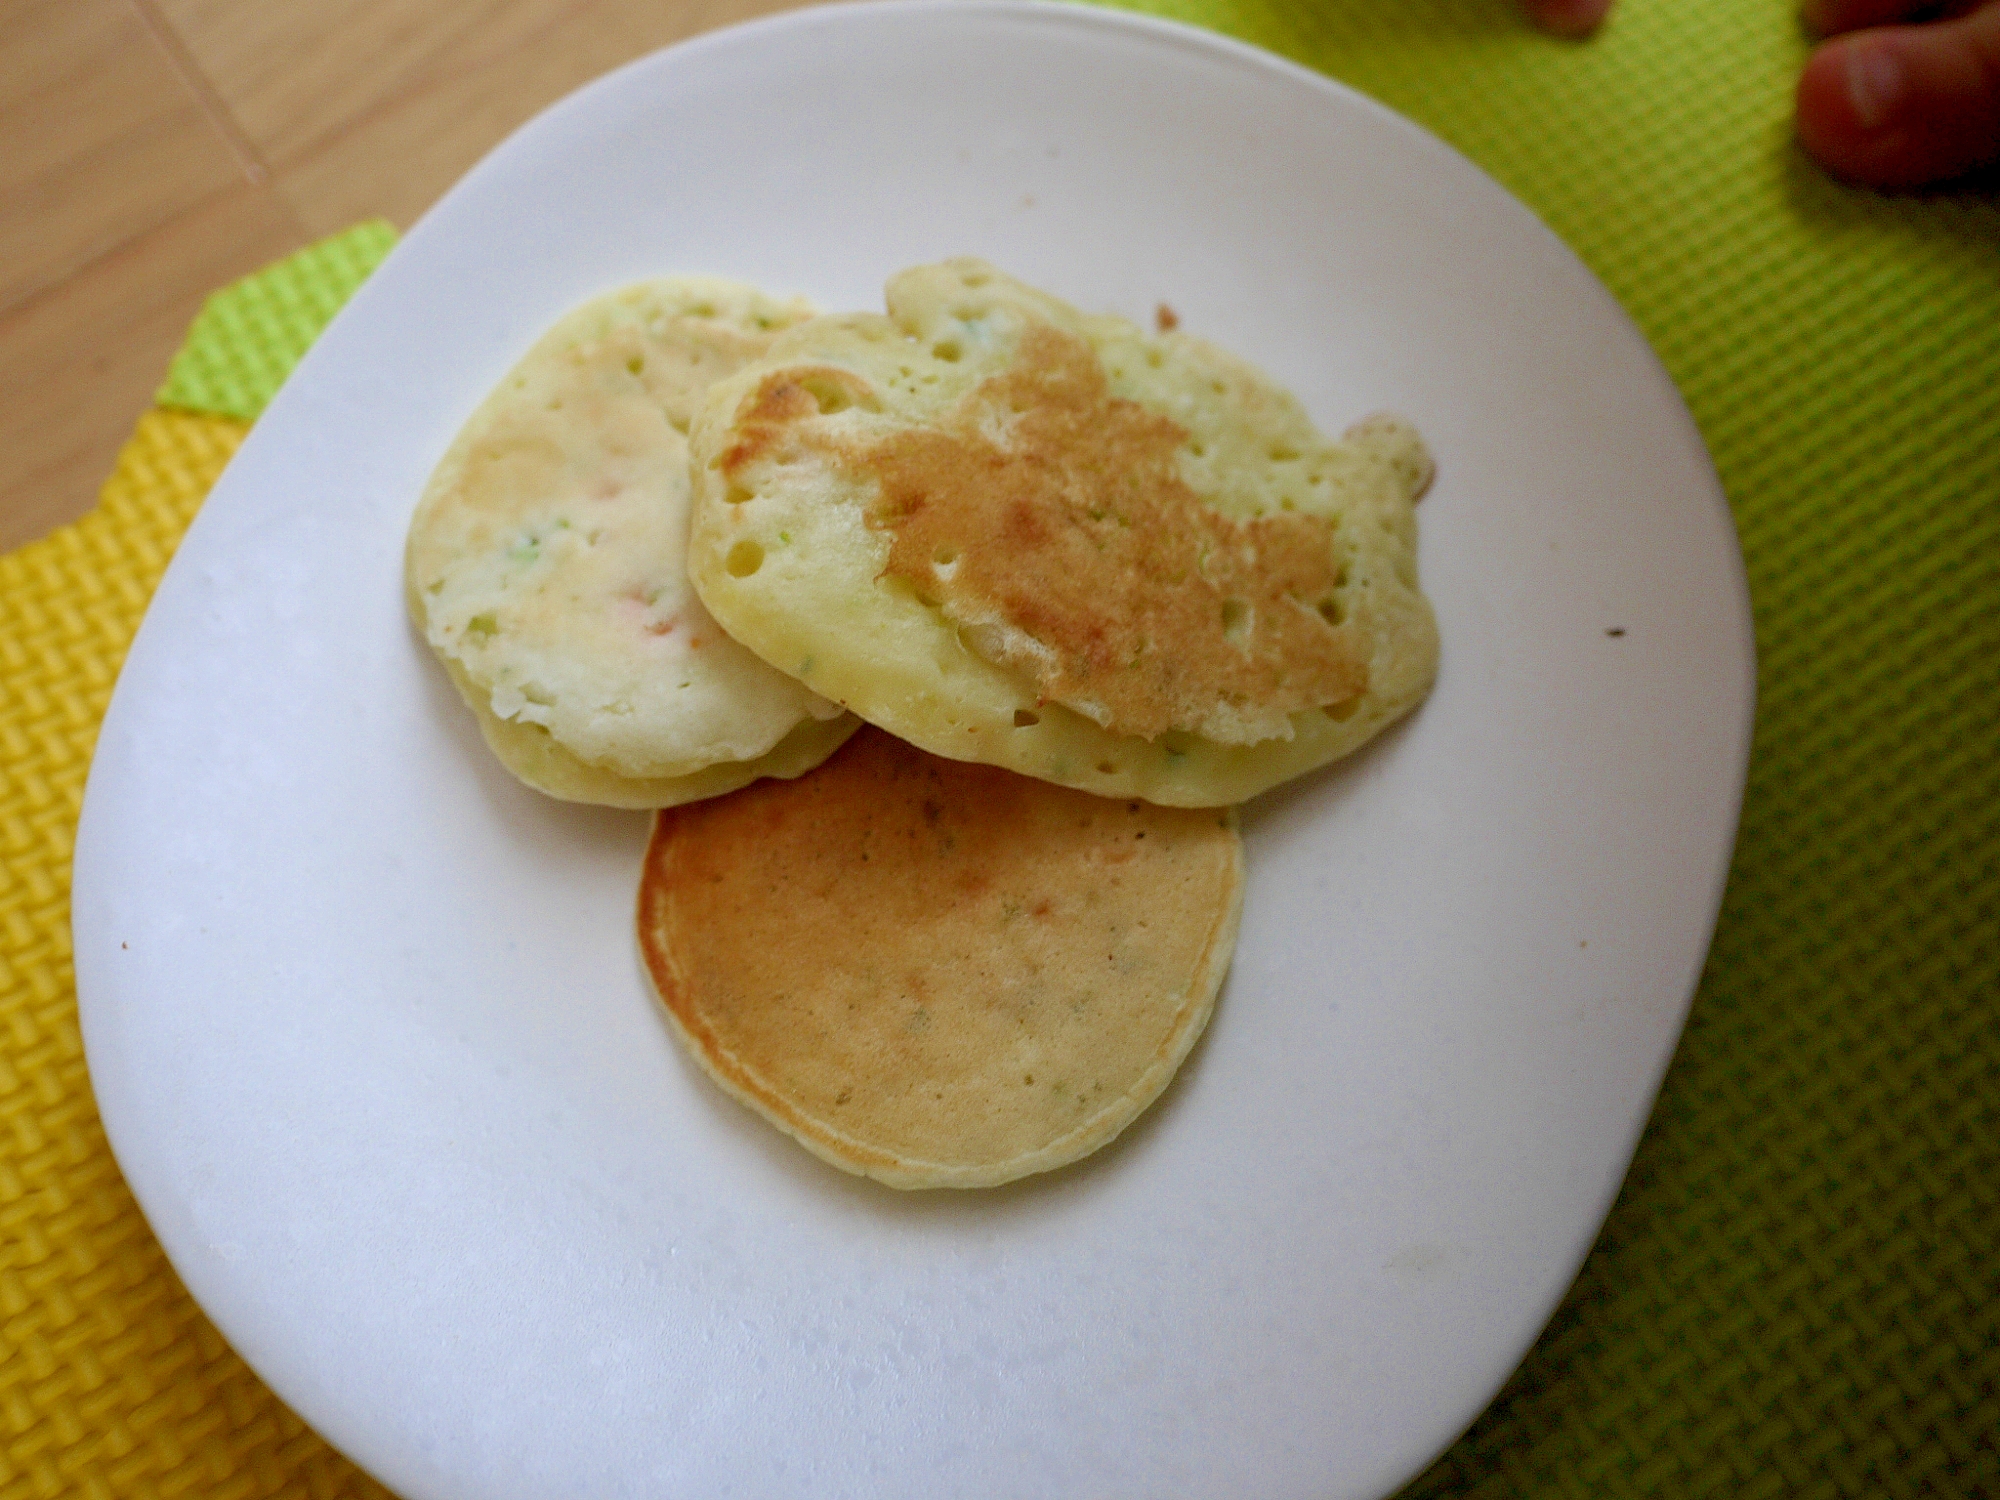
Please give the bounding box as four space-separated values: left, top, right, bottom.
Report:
407 260 1436 1187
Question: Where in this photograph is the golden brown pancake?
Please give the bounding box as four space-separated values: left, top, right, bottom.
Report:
637 727 1244 1188
685 258 1437 807
729 324 1371 743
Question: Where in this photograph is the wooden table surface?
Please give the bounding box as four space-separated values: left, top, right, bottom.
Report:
1 0 826 555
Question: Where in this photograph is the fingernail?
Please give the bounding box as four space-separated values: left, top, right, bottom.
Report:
1844 42 1904 130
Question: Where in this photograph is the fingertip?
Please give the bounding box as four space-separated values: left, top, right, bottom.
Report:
1796 14 2000 188
1795 38 1874 163
1523 0 1613 39
1795 36 1920 184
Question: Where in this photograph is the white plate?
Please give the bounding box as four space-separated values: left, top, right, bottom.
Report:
72 5 1754 1497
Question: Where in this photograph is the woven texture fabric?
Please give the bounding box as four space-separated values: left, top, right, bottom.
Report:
155 220 397 422
3 0 1996 1495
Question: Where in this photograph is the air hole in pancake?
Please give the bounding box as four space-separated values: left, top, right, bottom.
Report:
1013 709 1040 727
1096 762 1118 775
627 355 645 375
1323 697 1360 722
934 546 958 565
725 540 765 578
1221 598 1250 638
800 374 879 416
1318 598 1345 625
933 340 962 363
724 484 754 505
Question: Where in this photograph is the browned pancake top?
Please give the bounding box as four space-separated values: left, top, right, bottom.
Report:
717 324 1369 741
637 727 1243 1187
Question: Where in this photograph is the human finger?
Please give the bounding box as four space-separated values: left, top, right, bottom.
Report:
1795 1 2000 186
1518 0 1614 38
1803 0 1948 39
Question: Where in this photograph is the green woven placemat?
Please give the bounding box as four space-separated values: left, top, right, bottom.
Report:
1093 0 1998 1495
156 220 397 422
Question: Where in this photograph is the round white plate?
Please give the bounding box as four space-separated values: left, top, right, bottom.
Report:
72 5 1754 1498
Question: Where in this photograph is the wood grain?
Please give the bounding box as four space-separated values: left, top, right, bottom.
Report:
0 0 242 311
151 0 586 169
0 181 308 550
0 0 818 552
267 0 827 238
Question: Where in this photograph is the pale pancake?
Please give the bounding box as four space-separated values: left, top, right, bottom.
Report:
686 259 1436 807
437 655 857 810
407 278 855 807
637 727 1244 1189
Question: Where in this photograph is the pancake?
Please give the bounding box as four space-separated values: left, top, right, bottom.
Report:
406 277 856 808
637 727 1244 1189
685 259 1436 807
